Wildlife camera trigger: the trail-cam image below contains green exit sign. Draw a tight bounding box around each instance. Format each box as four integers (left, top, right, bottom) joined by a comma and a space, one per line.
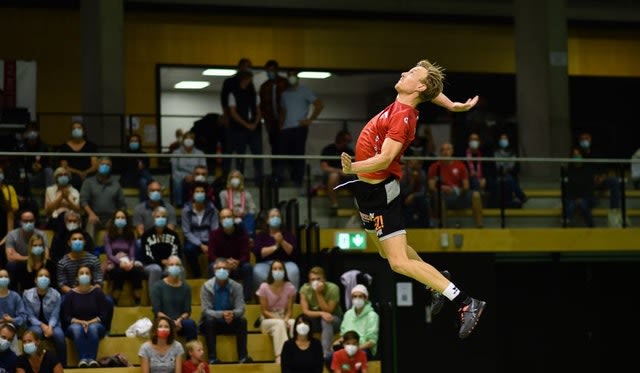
335, 231, 367, 250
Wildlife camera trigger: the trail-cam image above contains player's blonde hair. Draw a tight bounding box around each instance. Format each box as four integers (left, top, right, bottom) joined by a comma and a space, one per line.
416, 59, 445, 103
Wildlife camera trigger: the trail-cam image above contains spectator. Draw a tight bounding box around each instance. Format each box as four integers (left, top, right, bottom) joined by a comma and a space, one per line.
320, 129, 355, 210
103, 209, 144, 305
190, 112, 225, 177
259, 59, 289, 173
0, 165, 19, 264
118, 133, 153, 202
491, 133, 527, 208
44, 166, 81, 231
79, 156, 127, 239
184, 164, 220, 210
17, 123, 54, 189
218, 169, 257, 237
465, 132, 487, 193
61, 265, 111, 368
5, 210, 49, 292
399, 156, 430, 228
207, 208, 253, 302
182, 182, 219, 279
22, 267, 66, 367
133, 180, 178, 238
253, 207, 300, 291
168, 128, 185, 154
24, 233, 56, 289
139, 206, 182, 298
183, 339, 210, 373
334, 284, 379, 359
0, 269, 26, 334
564, 148, 596, 228
632, 146, 640, 189
255, 259, 296, 364
17, 321, 64, 373
278, 70, 324, 192
428, 142, 483, 228
220, 58, 253, 130
139, 315, 184, 373
330, 330, 368, 373
56, 121, 98, 191
199, 257, 253, 364
408, 124, 438, 173
0, 322, 18, 372
5, 159, 39, 221
150, 255, 197, 342
225, 70, 263, 184
299, 266, 343, 362
56, 229, 103, 295
49, 210, 95, 265
170, 131, 207, 208
280, 313, 324, 373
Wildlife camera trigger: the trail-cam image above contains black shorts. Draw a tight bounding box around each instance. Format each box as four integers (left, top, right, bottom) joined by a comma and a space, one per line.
336, 177, 406, 240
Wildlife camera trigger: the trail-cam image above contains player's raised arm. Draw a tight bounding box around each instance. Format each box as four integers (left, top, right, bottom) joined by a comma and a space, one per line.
432, 93, 479, 112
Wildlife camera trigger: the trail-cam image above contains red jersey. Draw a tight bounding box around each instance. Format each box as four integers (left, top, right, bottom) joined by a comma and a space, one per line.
355, 100, 418, 180
427, 160, 469, 188
330, 348, 368, 373
183, 359, 211, 373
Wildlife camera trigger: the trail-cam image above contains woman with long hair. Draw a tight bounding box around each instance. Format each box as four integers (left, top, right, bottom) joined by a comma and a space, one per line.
16, 329, 64, 373
138, 315, 184, 373
280, 313, 323, 373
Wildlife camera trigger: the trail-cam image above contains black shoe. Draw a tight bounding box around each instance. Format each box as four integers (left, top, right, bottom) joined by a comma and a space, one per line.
458, 297, 487, 339
239, 356, 253, 364
428, 270, 451, 316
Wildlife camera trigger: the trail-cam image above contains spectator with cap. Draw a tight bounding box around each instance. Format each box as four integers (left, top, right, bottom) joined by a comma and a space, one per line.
334, 284, 379, 359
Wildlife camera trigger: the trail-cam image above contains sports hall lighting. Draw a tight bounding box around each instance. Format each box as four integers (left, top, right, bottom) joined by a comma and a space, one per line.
174, 81, 211, 89
298, 71, 332, 79
202, 68, 237, 76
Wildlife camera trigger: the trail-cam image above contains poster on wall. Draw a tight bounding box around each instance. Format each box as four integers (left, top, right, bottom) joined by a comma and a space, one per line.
0, 59, 37, 122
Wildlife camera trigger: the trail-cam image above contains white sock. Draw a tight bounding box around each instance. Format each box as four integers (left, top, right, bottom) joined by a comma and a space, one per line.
442, 282, 461, 301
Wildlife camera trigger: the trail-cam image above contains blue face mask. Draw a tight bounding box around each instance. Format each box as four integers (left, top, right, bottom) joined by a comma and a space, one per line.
70, 239, 84, 252
269, 216, 282, 228
499, 139, 509, 148
149, 191, 162, 202
0, 337, 10, 351
167, 265, 181, 277
267, 71, 276, 80
114, 218, 127, 229
154, 217, 167, 228
272, 269, 285, 281
98, 164, 111, 175
71, 128, 83, 139
23, 342, 37, 355
221, 217, 234, 229
57, 175, 70, 186
0, 277, 9, 288
215, 268, 229, 281
579, 140, 590, 149
31, 246, 44, 256
36, 276, 50, 289
78, 274, 91, 286
129, 142, 140, 151
22, 222, 35, 232
194, 192, 206, 203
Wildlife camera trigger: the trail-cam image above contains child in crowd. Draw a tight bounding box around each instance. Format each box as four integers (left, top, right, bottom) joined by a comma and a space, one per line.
183, 340, 210, 373
330, 330, 368, 373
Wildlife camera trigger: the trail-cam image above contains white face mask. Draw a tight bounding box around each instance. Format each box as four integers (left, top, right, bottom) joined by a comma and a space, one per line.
469, 140, 480, 150
66, 222, 79, 231
230, 177, 241, 188
344, 344, 358, 357
311, 280, 320, 290
352, 298, 365, 309
194, 175, 206, 182
295, 323, 310, 336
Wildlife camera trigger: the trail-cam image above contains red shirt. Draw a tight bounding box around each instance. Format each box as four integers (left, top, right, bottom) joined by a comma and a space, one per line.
331, 349, 368, 373
428, 160, 469, 188
183, 359, 211, 373
355, 100, 418, 180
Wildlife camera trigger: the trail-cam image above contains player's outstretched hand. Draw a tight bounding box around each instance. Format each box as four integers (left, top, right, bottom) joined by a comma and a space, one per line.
341, 152, 353, 174
450, 95, 479, 112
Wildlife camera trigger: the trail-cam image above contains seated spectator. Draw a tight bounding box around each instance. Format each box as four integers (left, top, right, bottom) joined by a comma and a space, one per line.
218, 169, 257, 237
465, 132, 487, 192
5, 210, 49, 292
44, 166, 81, 231
330, 330, 368, 373
253, 207, 300, 291
564, 148, 596, 228
150, 256, 197, 342
56, 120, 98, 191
0, 164, 19, 262
118, 133, 153, 202
139, 206, 182, 299
133, 180, 178, 237
334, 284, 379, 360
299, 266, 343, 362
184, 165, 221, 210
428, 142, 483, 228
15, 124, 53, 190
199, 258, 253, 364
0, 321, 19, 372
320, 129, 355, 210
491, 133, 527, 208
208, 208, 253, 302
182, 182, 219, 279
80, 156, 127, 239
280, 313, 324, 373
49, 210, 95, 265
22, 268, 66, 367
0, 269, 26, 335
103, 209, 144, 305
17, 325, 64, 373
399, 156, 430, 228
139, 315, 184, 373
24, 233, 56, 289
183, 339, 210, 373
170, 131, 206, 208
255, 259, 297, 364
61, 265, 111, 368
407, 123, 438, 173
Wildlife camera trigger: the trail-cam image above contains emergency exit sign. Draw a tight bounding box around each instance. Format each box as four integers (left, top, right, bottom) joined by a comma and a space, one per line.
335, 231, 367, 250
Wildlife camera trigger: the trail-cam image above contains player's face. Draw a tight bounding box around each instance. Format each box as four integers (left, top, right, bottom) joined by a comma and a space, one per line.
395, 66, 427, 94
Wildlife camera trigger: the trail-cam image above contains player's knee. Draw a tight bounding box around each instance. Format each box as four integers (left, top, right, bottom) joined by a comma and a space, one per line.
387, 257, 408, 275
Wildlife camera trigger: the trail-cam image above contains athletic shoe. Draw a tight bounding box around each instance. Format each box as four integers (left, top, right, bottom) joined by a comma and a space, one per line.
88, 359, 100, 367
428, 270, 451, 316
78, 359, 89, 368
458, 297, 487, 339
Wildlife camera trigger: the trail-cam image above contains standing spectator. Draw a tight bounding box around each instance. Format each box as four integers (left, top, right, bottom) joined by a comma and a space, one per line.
564, 148, 596, 227
221, 58, 253, 130
320, 130, 355, 210
278, 70, 324, 192
334, 284, 379, 359
139, 206, 182, 298
280, 313, 324, 373
255, 259, 296, 364
190, 113, 225, 177
16, 329, 64, 373
0, 322, 18, 372
199, 258, 253, 364
399, 156, 430, 228
56, 121, 98, 191
17, 123, 54, 189
44, 166, 81, 231
24, 233, 56, 289
133, 180, 178, 237
0, 164, 19, 265
492, 132, 527, 208
330, 330, 368, 373
207, 208, 253, 302
150, 256, 197, 342
79, 156, 127, 239
182, 182, 219, 279
5, 210, 49, 292
22, 268, 66, 367
138, 315, 184, 373
56, 229, 103, 295
225, 70, 263, 184
103, 209, 144, 305
0, 269, 26, 332
170, 131, 207, 208
61, 265, 111, 368
259, 59, 289, 173
118, 133, 153, 202
218, 170, 257, 237
299, 266, 343, 362
252, 207, 300, 291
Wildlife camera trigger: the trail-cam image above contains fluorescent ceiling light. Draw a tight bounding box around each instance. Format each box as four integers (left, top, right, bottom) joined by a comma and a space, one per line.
298, 71, 332, 79
174, 81, 210, 89
202, 68, 236, 76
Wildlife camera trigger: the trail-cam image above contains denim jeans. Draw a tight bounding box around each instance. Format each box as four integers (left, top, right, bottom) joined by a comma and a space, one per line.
65, 323, 106, 360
